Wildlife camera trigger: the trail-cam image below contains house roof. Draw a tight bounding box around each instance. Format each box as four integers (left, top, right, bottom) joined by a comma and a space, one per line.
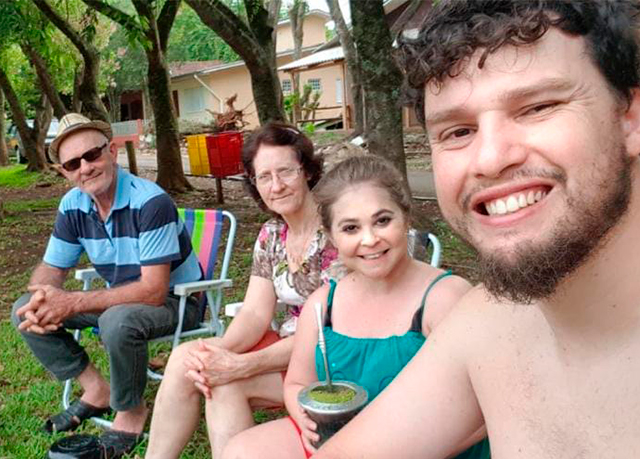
277, 9, 330, 26
278, 46, 344, 71
169, 61, 222, 78
169, 45, 322, 81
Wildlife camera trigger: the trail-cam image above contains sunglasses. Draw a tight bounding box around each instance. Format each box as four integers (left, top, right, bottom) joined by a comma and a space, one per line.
61, 142, 108, 172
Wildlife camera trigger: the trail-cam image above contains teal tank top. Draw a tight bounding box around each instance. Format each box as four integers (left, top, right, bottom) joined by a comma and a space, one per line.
314, 271, 492, 459
315, 271, 452, 400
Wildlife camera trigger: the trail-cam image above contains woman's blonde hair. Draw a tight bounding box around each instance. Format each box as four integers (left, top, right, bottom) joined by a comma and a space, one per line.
314, 155, 412, 232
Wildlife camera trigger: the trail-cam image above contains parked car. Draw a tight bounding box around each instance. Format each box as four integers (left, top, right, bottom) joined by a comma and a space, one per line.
6, 118, 59, 163
6, 123, 21, 163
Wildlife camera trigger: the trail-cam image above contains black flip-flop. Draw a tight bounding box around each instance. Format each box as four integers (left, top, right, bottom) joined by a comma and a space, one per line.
43, 399, 112, 433
99, 430, 142, 458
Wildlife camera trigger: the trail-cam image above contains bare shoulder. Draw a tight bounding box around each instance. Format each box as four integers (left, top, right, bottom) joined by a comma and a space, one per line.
432, 271, 473, 303
421, 270, 472, 333
300, 283, 332, 318
426, 283, 542, 352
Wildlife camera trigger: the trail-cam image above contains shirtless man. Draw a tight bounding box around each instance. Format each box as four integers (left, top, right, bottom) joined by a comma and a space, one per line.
315, 1, 640, 458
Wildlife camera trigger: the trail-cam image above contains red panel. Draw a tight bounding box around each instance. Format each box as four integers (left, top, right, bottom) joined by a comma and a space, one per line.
205, 132, 244, 177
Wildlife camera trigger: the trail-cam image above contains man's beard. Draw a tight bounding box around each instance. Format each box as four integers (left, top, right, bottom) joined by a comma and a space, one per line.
475, 149, 632, 304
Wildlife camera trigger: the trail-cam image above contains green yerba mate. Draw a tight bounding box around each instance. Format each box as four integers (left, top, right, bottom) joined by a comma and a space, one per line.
309, 386, 356, 404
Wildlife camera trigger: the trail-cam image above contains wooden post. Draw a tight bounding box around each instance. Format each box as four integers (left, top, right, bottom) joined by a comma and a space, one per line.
125, 141, 138, 176
215, 177, 224, 205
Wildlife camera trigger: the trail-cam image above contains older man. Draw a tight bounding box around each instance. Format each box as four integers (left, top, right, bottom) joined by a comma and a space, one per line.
316, 1, 640, 458
11, 114, 201, 457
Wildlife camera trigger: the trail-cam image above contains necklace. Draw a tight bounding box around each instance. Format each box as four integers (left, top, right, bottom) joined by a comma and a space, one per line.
286, 222, 318, 271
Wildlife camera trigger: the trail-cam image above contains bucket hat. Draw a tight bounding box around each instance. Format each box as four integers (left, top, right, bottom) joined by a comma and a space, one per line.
49, 113, 112, 163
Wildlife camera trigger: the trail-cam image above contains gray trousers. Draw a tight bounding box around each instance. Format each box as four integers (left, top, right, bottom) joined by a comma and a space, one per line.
11, 293, 200, 412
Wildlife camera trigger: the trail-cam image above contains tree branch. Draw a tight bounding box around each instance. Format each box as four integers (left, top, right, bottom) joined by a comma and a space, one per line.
267, 0, 282, 29
157, 0, 181, 51
81, 0, 143, 36
326, 0, 356, 57
33, 0, 96, 63
243, 0, 277, 44
0, 65, 33, 140
20, 42, 68, 119
186, 0, 262, 62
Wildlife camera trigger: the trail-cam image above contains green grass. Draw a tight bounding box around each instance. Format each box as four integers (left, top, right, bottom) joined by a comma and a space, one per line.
4, 198, 61, 213
0, 317, 276, 458
0, 322, 105, 458
0, 165, 52, 188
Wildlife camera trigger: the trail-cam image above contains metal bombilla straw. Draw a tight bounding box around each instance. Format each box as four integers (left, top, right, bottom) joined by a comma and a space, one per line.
314, 302, 334, 392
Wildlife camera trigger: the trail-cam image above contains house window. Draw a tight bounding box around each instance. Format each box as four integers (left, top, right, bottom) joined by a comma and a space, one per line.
282, 79, 292, 94
307, 78, 322, 92
336, 78, 343, 104
183, 87, 206, 113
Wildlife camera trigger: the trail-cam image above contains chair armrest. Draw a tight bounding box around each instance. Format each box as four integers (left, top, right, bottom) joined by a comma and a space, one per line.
173, 279, 233, 296
225, 302, 244, 317
75, 268, 100, 282
225, 300, 287, 318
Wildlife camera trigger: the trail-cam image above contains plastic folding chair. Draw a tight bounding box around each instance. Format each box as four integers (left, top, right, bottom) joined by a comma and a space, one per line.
62, 208, 237, 429
408, 228, 442, 268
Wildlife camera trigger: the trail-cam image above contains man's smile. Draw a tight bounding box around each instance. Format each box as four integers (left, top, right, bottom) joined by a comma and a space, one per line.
483, 188, 548, 216
470, 182, 555, 218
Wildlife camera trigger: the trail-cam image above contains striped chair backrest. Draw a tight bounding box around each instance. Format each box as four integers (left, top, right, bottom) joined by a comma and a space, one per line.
178, 208, 225, 280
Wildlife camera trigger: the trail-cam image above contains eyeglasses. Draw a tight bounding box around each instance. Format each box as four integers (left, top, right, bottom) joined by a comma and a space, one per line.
61, 142, 108, 172
251, 166, 303, 187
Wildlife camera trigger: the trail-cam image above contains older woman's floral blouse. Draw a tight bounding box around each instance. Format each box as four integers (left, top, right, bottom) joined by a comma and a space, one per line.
251, 218, 346, 334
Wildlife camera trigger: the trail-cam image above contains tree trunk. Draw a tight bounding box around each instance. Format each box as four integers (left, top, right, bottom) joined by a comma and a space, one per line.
21, 42, 68, 120
186, 0, 286, 125
350, 0, 406, 179
72, 67, 83, 113
248, 59, 287, 125
0, 89, 8, 166
142, 79, 152, 122
0, 66, 48, 172
146, 49, 191, 192
106, 85, 122, 122
327, 0, 364, 135
125, 140, 138, 176
78, 48, 110, 122
33, 96, 53, 163
289, 0, 305, 124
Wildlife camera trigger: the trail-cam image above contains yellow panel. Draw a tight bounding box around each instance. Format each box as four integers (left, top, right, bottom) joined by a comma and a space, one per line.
186, 135, 208, 175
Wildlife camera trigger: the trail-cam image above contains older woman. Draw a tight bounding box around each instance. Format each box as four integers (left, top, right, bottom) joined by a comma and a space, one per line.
145, 123, 346, 458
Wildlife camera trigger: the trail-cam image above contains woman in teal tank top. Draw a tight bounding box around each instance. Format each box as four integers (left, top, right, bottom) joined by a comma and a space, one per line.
221, 156, 489, 459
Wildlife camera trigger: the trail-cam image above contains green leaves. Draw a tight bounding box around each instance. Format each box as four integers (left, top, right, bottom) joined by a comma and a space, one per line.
167, 4, 239, 62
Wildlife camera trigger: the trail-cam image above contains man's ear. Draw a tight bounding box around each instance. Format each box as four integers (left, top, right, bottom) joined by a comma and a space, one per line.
108, 142, 118, 159
623, 88, 640, 158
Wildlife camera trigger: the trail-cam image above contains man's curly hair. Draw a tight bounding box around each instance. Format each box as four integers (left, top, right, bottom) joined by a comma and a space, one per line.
399, 0, 640, 117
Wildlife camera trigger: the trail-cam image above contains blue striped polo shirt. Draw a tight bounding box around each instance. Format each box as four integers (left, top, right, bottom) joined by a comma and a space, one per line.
44, 166, 202, 288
